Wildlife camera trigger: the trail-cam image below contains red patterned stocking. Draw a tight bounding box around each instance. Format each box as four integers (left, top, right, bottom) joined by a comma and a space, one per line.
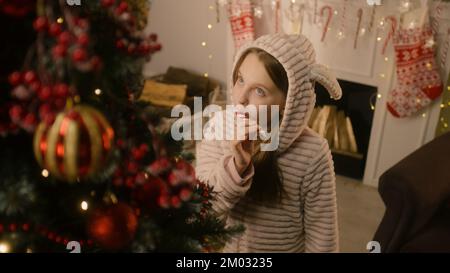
387, 24, 443, 118
228, 0, 255, 51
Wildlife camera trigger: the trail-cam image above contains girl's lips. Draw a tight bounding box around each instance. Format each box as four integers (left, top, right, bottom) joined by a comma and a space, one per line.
235, 112, 246, 117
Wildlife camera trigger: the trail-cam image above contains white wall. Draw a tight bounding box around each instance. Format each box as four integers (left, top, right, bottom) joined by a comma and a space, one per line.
143, 0, 232, 87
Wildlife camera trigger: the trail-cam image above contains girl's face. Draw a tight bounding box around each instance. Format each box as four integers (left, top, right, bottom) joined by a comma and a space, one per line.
231, 53, 286, 118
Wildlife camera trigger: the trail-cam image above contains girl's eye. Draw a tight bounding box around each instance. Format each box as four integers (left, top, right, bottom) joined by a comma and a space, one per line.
237, 76, 244, 85
255, 87, 266, 97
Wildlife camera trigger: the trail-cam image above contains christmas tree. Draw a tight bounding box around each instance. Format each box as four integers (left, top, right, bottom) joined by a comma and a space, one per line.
0, 0, 241, 253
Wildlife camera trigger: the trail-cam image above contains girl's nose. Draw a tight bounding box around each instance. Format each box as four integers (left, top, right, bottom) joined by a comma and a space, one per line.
237, 89, 249, 105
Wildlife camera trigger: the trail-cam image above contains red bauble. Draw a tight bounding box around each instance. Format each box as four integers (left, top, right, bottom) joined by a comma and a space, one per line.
0, 0, 36, 17
58, 31, 72, 45
132, 176, 167, 211
127, 44, 136, 55
29, 81, 41, 92
33, 16, 48, 32
8, 71, 22, 86
54, 83, 69, 98
72, 48, 87, 62
22, 113, 37, 131
75, 18, 89, 30
152, 44, 162, 52
168, 159, 196, 186
149, 33, 158, 42
52, 44, 67, 59
23, 71, 37, 84
38, 103, 52, 120
87, 202, 138, 251
37, 86, 52, 100
170, 196, 181, 208
115, 39, 125, 50
138, 42, 150, 54
148, 157, 172, 176
127, 161, 139, 174
77, 33, 89, 47
49, 22, 62, 36
9, 105, 23, 122
101, 0, 115, 8
179, 187, 193, 202
116, 1, 128, 14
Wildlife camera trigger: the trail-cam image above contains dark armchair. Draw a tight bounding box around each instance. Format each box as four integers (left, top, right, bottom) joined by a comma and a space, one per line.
373, 132, 450, 252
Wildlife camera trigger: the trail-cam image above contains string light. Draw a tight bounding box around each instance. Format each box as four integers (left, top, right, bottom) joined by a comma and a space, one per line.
207, 24, 212, 30
41, 169, 49, 178
384, 57, 389, 62
201, 41, 206, 47
379, 73, 385, 78
377, 37, 382, 42
204, 73, 209, 78
94, 88, 102, 95
254, 6, 263, 18
359, 28, 366, 36
377, 94, 382, 99
81, 201, 88, 211
57, 17, 64, 24
422, 113, 427, 118
0, 242, 11, 253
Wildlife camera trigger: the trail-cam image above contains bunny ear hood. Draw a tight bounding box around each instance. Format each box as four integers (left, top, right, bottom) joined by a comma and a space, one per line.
231, 34, 342, 153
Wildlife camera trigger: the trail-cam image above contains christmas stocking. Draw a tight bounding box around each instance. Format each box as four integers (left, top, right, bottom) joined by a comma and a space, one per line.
387, 24, 443, 118
228, 0, 255, 51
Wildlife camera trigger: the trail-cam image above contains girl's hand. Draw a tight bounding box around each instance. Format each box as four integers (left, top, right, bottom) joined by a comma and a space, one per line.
229, 116, 259, 176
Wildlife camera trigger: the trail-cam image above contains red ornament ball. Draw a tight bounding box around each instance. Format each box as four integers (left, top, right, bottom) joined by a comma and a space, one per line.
101, 0, 115, 8
132, 176, 167, 212
72, 48, 88, 62
33, 16, 48, 32
8, 71, 22, 86
58, 31, 72, 45
49, 22, 62, 37
87, 202, 138, 251
52, 44, 67, 59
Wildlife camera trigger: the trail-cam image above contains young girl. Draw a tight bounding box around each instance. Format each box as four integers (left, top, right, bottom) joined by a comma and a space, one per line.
195, 34, 342, 253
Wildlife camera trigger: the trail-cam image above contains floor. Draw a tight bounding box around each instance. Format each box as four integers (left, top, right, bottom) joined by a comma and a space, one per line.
335, 175, 386, 253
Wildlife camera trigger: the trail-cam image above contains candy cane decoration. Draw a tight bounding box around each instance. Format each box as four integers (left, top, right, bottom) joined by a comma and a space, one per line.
441, 28, 450, 70
381, 16, 397, 55
354, 8, 363, 49
313, 0, 318, 24
274, 0, 281, 33
338, 0, 348, 38
320, 6, 332, 42
431, 0, 442, 36
368, 6, 376, 33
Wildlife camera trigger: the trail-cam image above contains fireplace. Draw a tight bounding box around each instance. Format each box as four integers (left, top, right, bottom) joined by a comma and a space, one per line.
312, 79, 378, 180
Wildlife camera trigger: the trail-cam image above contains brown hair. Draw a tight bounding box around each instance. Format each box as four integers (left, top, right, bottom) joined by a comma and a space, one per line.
232, 48, 289, 204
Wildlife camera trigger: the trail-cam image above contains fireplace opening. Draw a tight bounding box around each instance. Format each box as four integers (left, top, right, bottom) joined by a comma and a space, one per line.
310, 79, 378, 180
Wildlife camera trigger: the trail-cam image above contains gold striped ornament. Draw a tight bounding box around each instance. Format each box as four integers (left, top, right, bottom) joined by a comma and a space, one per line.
33, 105, 114, 182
